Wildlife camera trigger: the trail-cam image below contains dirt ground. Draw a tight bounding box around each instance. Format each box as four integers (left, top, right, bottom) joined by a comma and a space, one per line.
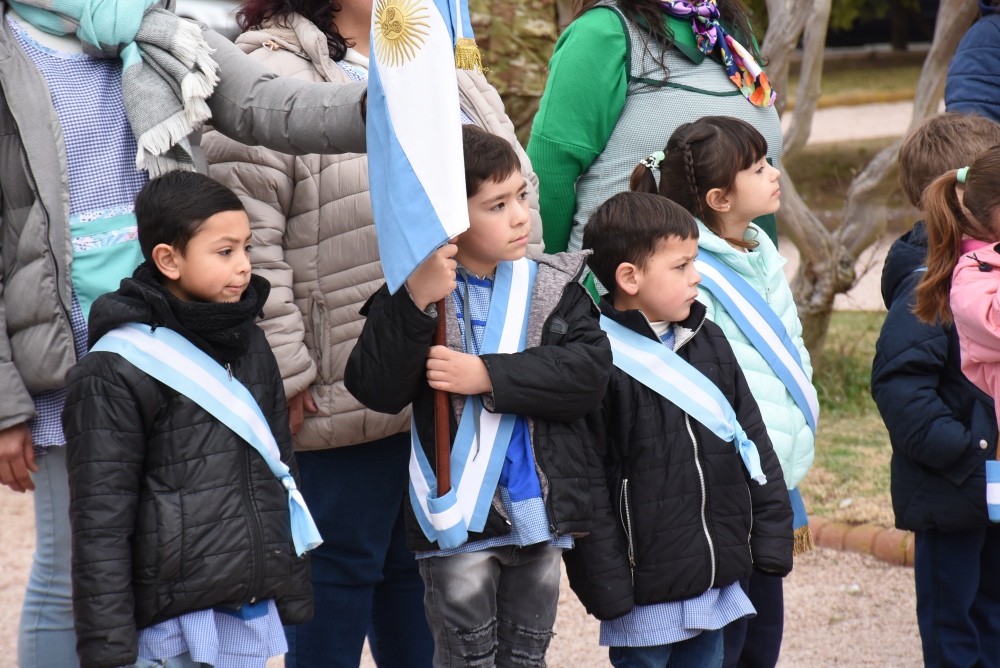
0, 488, 922, 668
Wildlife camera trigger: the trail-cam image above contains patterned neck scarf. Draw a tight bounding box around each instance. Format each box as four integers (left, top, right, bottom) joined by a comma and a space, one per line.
659, 0, 776, 108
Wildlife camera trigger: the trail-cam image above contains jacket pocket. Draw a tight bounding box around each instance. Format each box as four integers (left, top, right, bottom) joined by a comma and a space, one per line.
154, 491, 184, 583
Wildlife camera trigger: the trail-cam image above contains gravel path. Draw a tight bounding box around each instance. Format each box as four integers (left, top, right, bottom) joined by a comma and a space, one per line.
0, 488, 921, 668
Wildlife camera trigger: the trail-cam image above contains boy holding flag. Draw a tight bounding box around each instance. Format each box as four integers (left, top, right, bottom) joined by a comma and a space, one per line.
345, 126, 611, 666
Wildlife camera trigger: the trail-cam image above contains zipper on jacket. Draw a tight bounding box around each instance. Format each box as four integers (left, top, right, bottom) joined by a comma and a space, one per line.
237, 440, 266, 605
685, 414, 716, 588
745, 483, 753, 562
619, 478, 636, 576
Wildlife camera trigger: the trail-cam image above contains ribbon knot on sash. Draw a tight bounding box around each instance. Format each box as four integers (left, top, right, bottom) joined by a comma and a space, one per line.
91, 323, 323, 556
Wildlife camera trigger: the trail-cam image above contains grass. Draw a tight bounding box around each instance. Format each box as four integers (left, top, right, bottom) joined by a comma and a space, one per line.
801, 311, 894, 527
787, 61, 923, 109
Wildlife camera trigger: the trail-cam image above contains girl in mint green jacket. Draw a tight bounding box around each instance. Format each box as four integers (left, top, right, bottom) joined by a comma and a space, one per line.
632, 115, 817, 668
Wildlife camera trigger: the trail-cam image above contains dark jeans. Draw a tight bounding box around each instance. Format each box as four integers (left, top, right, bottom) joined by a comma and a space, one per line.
915, 526, 1000, 668
283, 433, 434, 668
610, 629, 724, 668
418, 543, 562, 668
722, 572, 784, 668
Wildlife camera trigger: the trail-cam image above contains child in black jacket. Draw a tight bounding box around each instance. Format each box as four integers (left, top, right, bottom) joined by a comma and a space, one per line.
61, 172, 314, 668
567, 192, 791, 668
871, 112, 1000, 667
345, 126, 611, 667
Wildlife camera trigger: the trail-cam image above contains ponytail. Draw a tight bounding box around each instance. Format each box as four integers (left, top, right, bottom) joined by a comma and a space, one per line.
915, 170, 968, 324
629, 162, 659, 194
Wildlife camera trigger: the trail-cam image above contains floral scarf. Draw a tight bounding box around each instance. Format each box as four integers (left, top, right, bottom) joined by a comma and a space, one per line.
659, 0, 776, 108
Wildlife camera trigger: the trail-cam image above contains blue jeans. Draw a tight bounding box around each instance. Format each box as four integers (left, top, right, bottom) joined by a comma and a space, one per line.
722, 572, 783, 668
915, 526, 1000, 668
17, 446, 80, 668
126, 652, 209, 667
418, 543, 562, 668
610, 629, 725, 668
283, 433, 433, 668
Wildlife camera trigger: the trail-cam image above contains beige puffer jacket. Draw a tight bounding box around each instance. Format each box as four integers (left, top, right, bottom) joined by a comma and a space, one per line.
203, 15, 545, 451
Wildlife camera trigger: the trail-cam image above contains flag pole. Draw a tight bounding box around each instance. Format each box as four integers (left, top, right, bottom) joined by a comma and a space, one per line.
434, 297, 451, 496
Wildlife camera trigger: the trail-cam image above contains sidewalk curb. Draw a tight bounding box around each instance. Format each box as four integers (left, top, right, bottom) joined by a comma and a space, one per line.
809, 517, 914, 567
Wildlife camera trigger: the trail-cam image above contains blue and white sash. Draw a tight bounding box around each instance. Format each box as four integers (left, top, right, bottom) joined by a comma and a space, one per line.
91, 323, 322, 556
409, 258, 537, 549
600, 316, 767, 484
695, 253, 819, 433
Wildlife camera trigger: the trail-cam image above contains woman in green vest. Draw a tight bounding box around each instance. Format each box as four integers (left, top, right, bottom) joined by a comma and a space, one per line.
527, 2, 793, 666
527, 0, 781, 263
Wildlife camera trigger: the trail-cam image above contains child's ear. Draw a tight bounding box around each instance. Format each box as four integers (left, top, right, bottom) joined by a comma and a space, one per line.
615, 262, 640, 297
152, 244, 182, 281
705, 187, 731, 214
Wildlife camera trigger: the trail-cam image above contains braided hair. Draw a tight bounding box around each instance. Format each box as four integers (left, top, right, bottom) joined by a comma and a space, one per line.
630, 116, 768, 250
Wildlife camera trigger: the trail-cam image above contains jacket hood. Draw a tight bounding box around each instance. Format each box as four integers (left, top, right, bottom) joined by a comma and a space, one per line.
982, 1, 997, 16
536, 250, 591, 284
236, 14, 341, 82
87, 266, 270, 348
881, 221, 928, 309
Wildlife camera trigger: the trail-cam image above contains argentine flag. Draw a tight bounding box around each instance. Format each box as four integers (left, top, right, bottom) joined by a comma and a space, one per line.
367, 0, 475, 293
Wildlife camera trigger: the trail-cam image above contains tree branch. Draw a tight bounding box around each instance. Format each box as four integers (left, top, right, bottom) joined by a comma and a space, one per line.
782, 0, 832, 160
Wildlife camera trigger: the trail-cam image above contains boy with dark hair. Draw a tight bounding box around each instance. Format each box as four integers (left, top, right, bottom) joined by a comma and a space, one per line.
61, 171, 319, 668
569, 191, 791, 667
872, 112, 1000, 667
345, 125, 611, 667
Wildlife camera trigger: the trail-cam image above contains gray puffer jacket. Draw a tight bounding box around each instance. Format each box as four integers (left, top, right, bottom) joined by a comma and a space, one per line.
0, 3, 367, 431
203, 15, 546, 451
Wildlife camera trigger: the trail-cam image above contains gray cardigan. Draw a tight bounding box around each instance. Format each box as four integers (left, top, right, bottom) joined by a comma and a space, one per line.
0, 5, 367, 429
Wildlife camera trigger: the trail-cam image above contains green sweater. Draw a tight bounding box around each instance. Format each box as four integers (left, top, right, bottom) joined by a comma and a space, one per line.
527, 8, 777, 254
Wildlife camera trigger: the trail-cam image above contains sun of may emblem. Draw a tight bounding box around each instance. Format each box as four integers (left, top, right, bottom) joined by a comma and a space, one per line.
374, 0, 430, 67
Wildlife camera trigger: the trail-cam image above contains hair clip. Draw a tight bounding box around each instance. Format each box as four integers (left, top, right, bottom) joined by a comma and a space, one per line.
957, 166, 970, 184
641, 151, 665, 172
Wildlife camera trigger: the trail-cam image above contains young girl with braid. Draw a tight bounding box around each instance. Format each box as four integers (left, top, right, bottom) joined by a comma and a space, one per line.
632, 115, 817, 667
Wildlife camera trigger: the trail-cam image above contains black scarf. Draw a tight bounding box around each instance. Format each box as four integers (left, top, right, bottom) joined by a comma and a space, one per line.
131, 262, 269, 365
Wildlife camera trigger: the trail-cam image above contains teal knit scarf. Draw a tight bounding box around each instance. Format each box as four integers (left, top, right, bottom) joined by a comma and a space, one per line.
10, 0, 219, 176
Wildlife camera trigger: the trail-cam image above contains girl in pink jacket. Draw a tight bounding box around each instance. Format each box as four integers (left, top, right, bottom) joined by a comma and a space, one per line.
916, 144, 1000, 422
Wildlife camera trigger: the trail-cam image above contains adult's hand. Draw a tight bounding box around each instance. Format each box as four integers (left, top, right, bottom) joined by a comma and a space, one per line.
0, 423, 37, 493
287, 389, 318, 435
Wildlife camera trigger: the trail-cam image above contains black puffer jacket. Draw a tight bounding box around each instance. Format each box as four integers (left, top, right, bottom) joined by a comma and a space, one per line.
564, 300, 792, 621
871, 222, 997, 532
345, 253, 612, 552
62, 272, 311, 668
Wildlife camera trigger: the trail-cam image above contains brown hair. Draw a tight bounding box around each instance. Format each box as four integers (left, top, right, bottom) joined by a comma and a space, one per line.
462, 125, 521, 198
915, 145, 1000, 324
899, 113, 1000, 209
575, 0, 757, 75
583, 191, 698, 299
630, 116, 767, 250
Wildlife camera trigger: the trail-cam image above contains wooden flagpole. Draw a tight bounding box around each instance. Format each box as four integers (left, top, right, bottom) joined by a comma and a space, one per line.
434, 297, 451, 496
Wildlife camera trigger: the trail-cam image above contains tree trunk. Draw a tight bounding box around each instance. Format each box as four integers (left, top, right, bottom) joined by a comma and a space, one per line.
890, 0, 910, 51
782, 0, 832, 160
759, 0, 976, 362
